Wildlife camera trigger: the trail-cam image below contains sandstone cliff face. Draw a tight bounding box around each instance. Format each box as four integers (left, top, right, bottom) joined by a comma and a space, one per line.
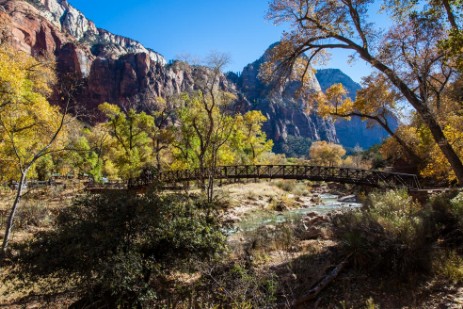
34, 0, 165, 64
0, 0, 240, 115
1, 1, 165, 106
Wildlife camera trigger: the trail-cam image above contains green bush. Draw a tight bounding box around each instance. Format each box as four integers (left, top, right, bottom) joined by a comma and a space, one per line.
332, 190, 433, 277
434, 250, 463, 284
429, 192, 463, 247
17, 191, 226, 308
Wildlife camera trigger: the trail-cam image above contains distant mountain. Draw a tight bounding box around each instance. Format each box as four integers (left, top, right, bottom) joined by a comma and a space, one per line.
1, 0, 393, 155
316, 69, 397, 150
234, 47, 338, 153
316, 69, 361, 97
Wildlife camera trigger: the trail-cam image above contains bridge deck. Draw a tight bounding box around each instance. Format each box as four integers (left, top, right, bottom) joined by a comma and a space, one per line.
128, 165, 421, 190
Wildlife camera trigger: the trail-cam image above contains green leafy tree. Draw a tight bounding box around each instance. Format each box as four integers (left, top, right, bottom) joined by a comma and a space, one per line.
17, 192, 225, 307
98, 103, 154, 179
148, 97, 175, 171
173, 53, 237, 201
174, 90, 236, 201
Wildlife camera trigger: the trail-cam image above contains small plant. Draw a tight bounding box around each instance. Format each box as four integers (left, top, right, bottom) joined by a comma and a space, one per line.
270, 194, 297, 211
365, 297, 379, 309
199, 261, 278, 308
434, 250, 463, 284
274, 180, 295, 192
291, 182, 310, 196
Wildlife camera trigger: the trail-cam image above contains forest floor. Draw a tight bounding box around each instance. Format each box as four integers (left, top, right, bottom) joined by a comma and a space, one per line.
0, 180, 462, 308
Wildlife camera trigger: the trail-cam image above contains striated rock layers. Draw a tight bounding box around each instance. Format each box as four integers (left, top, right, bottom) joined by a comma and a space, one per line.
0, 0, 234, 114
0, 0, 390, 151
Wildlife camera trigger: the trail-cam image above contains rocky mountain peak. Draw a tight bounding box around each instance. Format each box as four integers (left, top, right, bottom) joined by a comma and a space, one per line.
27, 0, 166, 64
235, 43, 338, 150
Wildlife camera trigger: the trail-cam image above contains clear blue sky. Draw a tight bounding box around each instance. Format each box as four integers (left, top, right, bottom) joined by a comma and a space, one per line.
68, 0, 374, 83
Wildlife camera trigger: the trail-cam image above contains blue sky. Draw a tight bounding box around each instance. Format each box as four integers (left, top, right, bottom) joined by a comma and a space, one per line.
69, 0, 374, 83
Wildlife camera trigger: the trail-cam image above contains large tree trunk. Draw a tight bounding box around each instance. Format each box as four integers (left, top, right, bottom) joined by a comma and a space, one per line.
362, 54, 463, 184
2, 170, 28, 256
420, 108, 463, 184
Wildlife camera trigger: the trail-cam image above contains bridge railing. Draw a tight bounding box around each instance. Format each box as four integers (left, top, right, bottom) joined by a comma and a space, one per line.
157, 165, 421, 190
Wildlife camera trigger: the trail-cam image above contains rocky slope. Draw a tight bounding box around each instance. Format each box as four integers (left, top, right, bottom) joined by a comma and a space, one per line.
0, 0, 235, 115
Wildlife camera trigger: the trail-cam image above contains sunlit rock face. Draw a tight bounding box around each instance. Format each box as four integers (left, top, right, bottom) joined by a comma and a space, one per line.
1, 0, 239, 114
35, 0, 166, 64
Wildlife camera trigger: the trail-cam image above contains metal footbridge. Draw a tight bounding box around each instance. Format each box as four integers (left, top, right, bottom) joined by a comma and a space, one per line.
127, 165, 421, 190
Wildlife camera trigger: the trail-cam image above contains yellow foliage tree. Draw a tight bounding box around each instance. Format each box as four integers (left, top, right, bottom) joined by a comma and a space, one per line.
98, 102, 154, 179
232, 110, 274, 164
0, 45, 69, 253
267, 0, 463, 183
309, 141, 346, 167
316, 75, 420, 163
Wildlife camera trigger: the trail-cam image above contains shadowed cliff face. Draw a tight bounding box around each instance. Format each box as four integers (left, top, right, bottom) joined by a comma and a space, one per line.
235, 50, 338, 148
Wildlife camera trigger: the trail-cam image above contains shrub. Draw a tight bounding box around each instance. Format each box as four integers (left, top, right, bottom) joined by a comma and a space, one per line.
270, 194, 297, 211
332, 190, 434, 277
15, 200, 51, 228
197, 261, 278, 308
434, 250, 463, 284
274, 180, 295, 192
16, 191, 226, 307
429, 192, 463, 247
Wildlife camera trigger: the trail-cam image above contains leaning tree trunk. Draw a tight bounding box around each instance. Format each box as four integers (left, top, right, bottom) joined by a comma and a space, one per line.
362, 53, 463, 185
421, 109, 463, 184
2, 169, 28, 255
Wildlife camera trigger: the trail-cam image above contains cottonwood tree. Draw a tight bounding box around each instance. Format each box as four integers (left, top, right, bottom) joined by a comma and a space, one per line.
381, 90, 463, 182
0, 46, 71, 254
174, 53, 238, 202
175, 90, 236, 202
309, 141, 346, 167
232, 110, 274, 164
267, 0, 463, 183
98, 102, 154, 180
147, 97, 175, 171
316, 75, 421, 162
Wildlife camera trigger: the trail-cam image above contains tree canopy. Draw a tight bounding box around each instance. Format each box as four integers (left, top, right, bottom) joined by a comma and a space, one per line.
267, 0, 463, 183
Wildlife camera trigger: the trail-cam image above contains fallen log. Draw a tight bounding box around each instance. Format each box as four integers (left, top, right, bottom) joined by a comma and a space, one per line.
291, 254, 351, 308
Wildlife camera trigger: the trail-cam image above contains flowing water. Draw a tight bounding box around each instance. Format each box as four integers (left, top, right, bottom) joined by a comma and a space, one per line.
229, 193, 362, 234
